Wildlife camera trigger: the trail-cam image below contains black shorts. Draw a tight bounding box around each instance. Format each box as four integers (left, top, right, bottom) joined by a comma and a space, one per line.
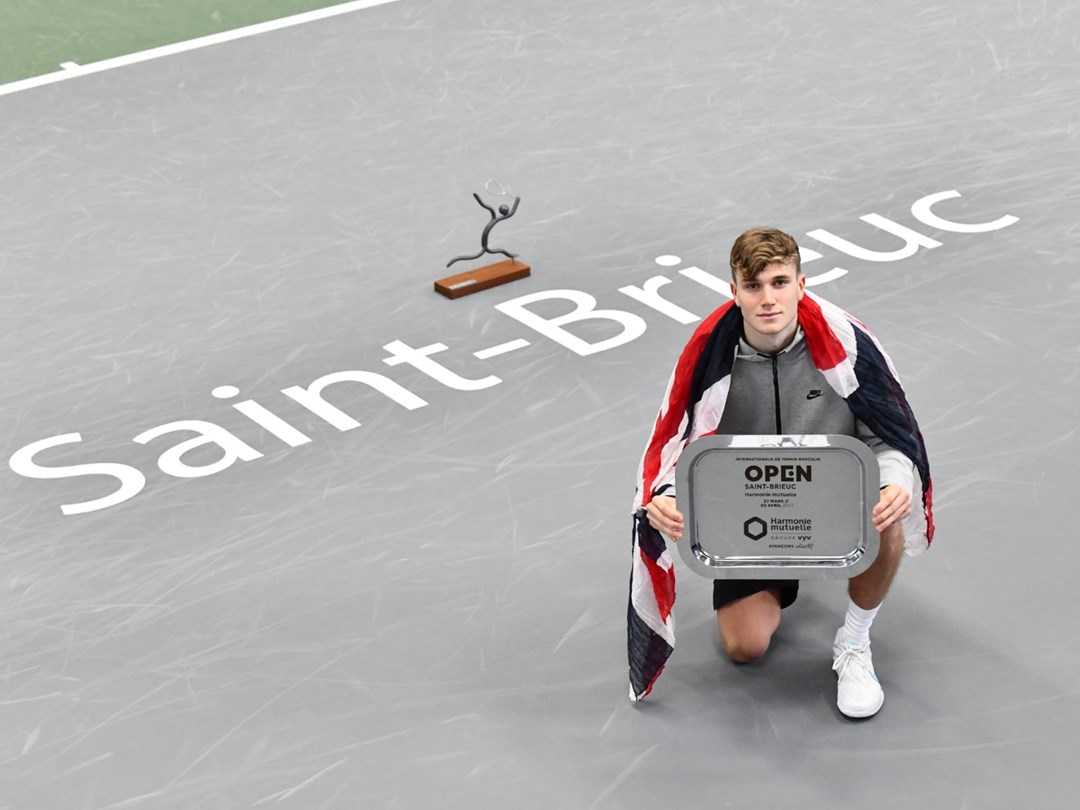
713, 579, 799, 611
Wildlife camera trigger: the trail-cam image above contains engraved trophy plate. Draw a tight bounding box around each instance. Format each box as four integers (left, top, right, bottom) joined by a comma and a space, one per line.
674, 435, 879, 579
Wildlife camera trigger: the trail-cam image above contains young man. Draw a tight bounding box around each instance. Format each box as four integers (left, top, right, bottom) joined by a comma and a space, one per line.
628, 227, 933, 718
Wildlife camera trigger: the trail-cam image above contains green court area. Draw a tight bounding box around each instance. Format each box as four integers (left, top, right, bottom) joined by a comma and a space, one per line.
0, 0, 358, 85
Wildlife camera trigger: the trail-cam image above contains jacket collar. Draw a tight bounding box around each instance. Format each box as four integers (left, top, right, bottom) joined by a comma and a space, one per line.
737, 325, 805, 360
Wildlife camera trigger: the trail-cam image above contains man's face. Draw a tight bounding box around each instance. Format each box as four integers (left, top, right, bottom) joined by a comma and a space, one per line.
729, 262, 806, 350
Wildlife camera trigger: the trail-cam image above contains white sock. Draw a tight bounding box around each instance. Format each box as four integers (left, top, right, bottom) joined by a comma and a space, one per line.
842, 599, 880, 647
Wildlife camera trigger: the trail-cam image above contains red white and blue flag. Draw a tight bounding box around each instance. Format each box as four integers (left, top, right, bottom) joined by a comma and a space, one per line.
628, 291, 934, 701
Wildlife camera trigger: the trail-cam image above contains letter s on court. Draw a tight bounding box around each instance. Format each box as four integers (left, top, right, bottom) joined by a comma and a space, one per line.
8, 433, 146, 516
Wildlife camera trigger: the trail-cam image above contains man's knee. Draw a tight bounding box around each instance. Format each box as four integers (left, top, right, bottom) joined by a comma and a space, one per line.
721, 630, 772, 663
715, 588, 782, 663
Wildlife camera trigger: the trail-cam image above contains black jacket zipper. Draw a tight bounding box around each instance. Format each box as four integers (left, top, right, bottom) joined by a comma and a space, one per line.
769, 354, 782, 433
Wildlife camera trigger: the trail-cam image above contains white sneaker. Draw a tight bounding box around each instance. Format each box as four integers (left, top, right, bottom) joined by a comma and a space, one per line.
832, 628, 884, 718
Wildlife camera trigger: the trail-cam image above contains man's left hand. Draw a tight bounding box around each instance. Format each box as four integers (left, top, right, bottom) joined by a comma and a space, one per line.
873, 484, 912, 533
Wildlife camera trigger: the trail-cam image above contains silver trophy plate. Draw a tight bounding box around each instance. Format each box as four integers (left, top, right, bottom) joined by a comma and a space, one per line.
674, 434, 879, 580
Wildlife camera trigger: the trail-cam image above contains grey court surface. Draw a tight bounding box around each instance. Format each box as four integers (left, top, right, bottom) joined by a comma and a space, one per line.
2, 1, 1079, 808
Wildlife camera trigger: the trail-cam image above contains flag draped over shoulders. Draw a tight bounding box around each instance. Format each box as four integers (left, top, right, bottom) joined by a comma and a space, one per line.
627, 291, 934, 702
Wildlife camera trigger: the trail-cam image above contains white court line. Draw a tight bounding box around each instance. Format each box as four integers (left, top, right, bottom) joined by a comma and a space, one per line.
0, 0, 400, 98
474, 339, 530, 360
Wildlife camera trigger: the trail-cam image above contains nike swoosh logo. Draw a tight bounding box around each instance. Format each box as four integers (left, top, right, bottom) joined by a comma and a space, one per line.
807, 390, 823, 400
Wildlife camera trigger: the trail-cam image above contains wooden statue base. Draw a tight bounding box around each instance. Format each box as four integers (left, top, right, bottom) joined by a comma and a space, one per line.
434, 258, 530, 299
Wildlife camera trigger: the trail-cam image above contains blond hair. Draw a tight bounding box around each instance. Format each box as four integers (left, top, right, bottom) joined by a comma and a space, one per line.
729, 227, 801, 282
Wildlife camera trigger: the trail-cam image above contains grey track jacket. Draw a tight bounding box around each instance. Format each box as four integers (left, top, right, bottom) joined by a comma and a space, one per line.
669, 327, 916, 497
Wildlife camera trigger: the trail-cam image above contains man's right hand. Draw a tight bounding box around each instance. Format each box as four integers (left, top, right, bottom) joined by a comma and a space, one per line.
645, 495, 684, 542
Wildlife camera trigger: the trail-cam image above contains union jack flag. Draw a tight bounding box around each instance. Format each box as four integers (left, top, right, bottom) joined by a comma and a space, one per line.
628, 291, 933, 701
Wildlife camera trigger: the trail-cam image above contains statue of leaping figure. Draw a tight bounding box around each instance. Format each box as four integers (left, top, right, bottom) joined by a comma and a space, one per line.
446, 192, 521, 268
